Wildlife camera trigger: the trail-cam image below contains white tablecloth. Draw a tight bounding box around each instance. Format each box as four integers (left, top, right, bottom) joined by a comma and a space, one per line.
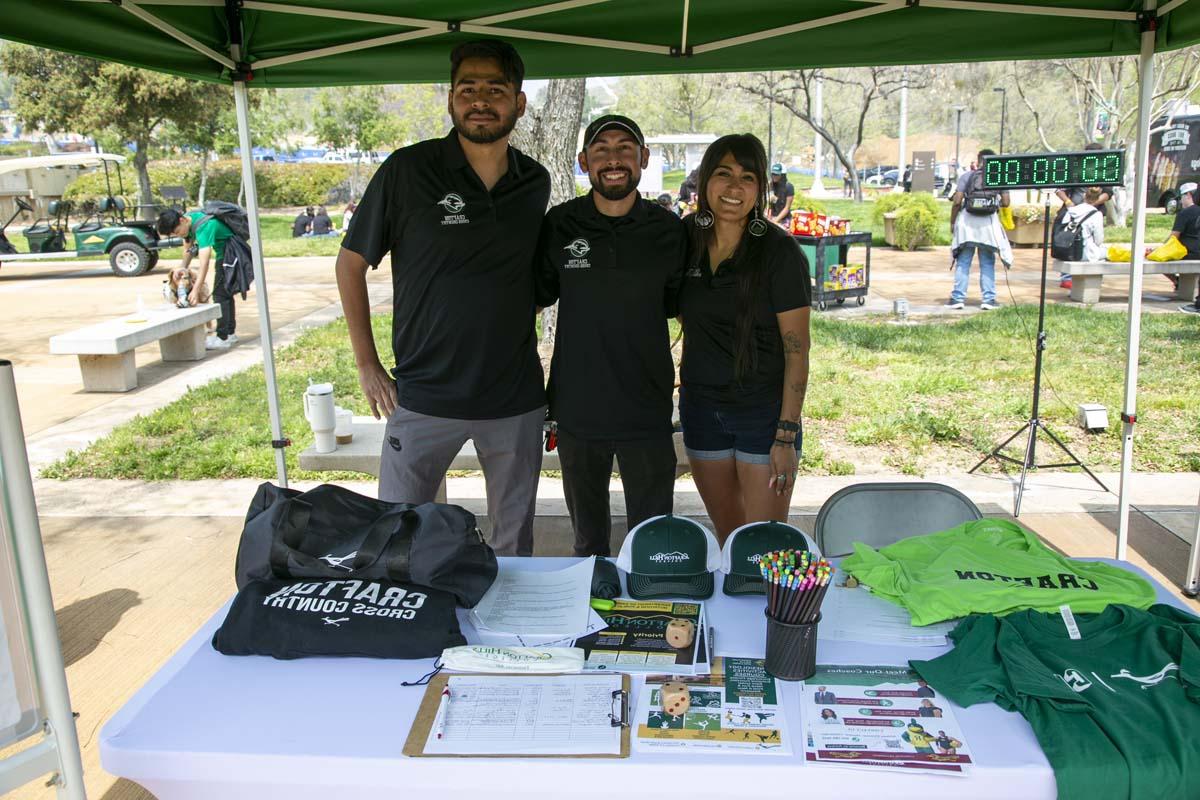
99, 558, 1185, 799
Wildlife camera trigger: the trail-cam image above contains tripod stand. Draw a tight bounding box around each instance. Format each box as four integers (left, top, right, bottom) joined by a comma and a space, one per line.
968, 197, 1107, 515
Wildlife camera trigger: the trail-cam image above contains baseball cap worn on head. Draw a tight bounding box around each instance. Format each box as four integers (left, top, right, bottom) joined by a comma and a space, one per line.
720, 521, 818, 595
584, 114, 645, 149
616, 515, 720, 599
1181, 182, 1198, 195
771, 163, 785, 175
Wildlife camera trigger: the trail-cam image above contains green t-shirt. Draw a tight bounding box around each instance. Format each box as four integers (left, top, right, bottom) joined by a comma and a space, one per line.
912, 604, 1200, 800
840, 519, 1155, 625
188, 210, 233, 262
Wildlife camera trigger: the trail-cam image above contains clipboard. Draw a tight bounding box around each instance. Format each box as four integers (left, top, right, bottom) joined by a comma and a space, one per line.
403, 672, 631, 758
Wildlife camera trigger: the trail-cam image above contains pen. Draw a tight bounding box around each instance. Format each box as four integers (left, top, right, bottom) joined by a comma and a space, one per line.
434, 686, 452, 740
709, 625, 716, 659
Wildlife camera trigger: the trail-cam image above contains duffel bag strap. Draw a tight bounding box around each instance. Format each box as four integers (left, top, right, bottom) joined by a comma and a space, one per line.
351, 508, 418, 578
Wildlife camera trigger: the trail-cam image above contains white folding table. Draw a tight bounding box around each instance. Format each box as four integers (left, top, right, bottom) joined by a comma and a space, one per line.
99, 558, 1186, 799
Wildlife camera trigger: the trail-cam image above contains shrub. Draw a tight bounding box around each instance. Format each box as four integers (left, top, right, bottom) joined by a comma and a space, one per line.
872, 192, 908, 223
63, 158, 358, 208
894, 205, 938, 250
791, 193, 826, 214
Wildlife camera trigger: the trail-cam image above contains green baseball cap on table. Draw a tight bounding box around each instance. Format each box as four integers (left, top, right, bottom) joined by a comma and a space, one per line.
616, 515, 721, 599
721, 521, 818, 595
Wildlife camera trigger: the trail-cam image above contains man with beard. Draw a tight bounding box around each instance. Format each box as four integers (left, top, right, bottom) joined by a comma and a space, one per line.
336, 40, 550, 556
535, 115, 686, 557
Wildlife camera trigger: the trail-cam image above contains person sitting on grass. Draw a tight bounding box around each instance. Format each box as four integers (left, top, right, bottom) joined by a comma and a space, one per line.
292, 206, 313, 238
310, 205, 335, 237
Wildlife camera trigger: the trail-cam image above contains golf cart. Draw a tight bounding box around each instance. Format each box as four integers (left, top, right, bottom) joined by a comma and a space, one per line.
0, 153, 183, 276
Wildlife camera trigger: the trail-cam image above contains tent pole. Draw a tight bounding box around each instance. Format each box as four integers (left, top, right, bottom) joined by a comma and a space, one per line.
1185, 486, 1200, 596
1116, 0, 1157, 562
233, 81, 289, 488
0, 361, 87, 799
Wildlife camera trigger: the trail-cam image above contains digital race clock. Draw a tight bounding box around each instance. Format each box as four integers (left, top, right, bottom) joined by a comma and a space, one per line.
980, 150, 1125, 190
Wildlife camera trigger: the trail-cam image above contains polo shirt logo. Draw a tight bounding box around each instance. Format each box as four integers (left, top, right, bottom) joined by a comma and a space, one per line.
685, 266, 703, 278
437, 192, 469, 225
563, 238, 592, 269
649, 551, 689, 563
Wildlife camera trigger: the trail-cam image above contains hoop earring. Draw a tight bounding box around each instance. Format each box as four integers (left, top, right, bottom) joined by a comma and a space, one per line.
695, 209, 714, 229
748, 207, 769, 237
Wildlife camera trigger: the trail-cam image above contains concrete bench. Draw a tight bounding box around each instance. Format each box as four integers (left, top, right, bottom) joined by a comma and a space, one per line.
49, 303, 222, 392
299, 419, 689, 502
1057, 259, 1200, 304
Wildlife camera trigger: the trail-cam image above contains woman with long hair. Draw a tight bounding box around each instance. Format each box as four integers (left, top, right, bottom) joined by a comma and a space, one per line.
678, 134, 811, 542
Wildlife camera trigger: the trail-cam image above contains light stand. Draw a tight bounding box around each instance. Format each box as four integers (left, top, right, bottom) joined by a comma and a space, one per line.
969, 197, 1107, 515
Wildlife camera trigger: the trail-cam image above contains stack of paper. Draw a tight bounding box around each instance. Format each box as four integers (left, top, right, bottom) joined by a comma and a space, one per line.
635, 657, 792, 756
801, 664, 974, 775
468, 558, 605, 647
819, 584, 956, 647
575, 600, 707, 675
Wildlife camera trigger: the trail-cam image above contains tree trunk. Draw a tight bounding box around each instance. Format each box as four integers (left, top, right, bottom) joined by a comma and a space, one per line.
511, 78, 587, 350
198, 152, 209, 206
134, 137, 153, 216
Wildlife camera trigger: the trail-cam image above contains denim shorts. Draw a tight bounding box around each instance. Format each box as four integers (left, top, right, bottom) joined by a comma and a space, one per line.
678, 386, 802, 465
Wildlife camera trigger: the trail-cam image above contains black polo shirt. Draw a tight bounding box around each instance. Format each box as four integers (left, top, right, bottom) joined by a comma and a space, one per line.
679, 218, 811, 406
770, 178, 795, 219
342, 131, 550, 420
535, 193, 686, 440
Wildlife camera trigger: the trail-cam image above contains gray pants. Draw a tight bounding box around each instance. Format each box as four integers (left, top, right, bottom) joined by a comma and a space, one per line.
379, 404, 545, 556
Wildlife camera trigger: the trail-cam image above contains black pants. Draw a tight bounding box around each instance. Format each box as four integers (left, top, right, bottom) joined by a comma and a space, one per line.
557, 428, 676, 557
213, 262, 236, 339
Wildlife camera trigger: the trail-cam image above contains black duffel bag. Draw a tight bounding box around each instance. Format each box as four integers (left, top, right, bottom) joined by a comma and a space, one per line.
235, 483, 497, 608
213, 577, 466, 660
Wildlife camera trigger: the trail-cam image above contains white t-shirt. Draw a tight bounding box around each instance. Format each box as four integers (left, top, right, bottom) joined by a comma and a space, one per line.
1066, 203, 1105, 262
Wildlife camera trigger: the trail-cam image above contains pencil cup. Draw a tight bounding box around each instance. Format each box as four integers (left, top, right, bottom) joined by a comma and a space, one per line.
763, 610, 820, 681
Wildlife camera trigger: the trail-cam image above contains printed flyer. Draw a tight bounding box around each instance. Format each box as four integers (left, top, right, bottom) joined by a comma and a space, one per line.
634, 657, 792, 755
574, 600, 705, 674
803, 664, 973, 774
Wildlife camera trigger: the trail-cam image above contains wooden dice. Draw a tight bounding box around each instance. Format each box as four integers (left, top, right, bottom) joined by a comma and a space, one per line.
661, 681, 691, 717
665, 618, 696, 649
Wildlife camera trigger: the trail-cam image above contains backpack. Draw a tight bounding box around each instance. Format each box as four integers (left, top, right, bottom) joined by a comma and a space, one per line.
198, 200, 250, 240
221, 234, 254, 300
963, 171, 1002, 216
1051, 208, 1100, 262
196, 201, 255, 298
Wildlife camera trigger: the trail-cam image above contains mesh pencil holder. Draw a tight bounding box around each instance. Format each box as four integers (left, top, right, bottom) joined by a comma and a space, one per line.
763, 609, 821, 682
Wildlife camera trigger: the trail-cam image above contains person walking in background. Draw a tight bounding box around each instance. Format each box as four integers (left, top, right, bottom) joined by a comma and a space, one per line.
292, 206, 313, 238
1054, 142, 1111, 289
768, 163, 794, 227
535, 115, 686, 557
678, 134, 811, 542
342, 201, 357, 233
335, 39, 550, 556
947, 148, 1012, 311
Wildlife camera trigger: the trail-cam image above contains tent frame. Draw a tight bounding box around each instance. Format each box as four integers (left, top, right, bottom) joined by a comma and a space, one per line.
90, 0, 1200, 596
0, 0, 1158, 555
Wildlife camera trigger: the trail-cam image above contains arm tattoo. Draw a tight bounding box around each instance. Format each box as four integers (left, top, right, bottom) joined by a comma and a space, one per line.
782, 330, 807, 354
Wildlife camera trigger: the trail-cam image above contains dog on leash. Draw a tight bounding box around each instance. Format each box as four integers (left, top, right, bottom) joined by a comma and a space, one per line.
167, 266, 214, 330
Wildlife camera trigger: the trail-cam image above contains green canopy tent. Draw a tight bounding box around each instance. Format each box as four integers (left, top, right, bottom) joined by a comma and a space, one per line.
0, 6, 1198, 791
0, 0, 1195, 559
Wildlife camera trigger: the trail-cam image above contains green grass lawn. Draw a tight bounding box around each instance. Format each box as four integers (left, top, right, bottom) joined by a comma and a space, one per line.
42, 307, 1200, 481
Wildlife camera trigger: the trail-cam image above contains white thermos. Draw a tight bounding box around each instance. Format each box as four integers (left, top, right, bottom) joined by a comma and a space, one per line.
303, 380, 337, 453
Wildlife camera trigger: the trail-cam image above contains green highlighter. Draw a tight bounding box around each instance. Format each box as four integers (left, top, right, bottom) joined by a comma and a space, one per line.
590, 598, 616, 612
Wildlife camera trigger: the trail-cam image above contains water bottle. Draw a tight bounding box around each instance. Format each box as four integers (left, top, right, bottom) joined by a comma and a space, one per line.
177, 282, 189, 308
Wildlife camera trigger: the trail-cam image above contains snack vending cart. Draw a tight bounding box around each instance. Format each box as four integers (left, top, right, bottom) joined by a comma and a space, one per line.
790, 210, 871, 311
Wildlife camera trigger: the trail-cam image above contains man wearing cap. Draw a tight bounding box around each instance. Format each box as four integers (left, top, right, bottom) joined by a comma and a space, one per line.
768, 164, 795, 228
336, 39, 550, 556
535, 115, 686, 557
